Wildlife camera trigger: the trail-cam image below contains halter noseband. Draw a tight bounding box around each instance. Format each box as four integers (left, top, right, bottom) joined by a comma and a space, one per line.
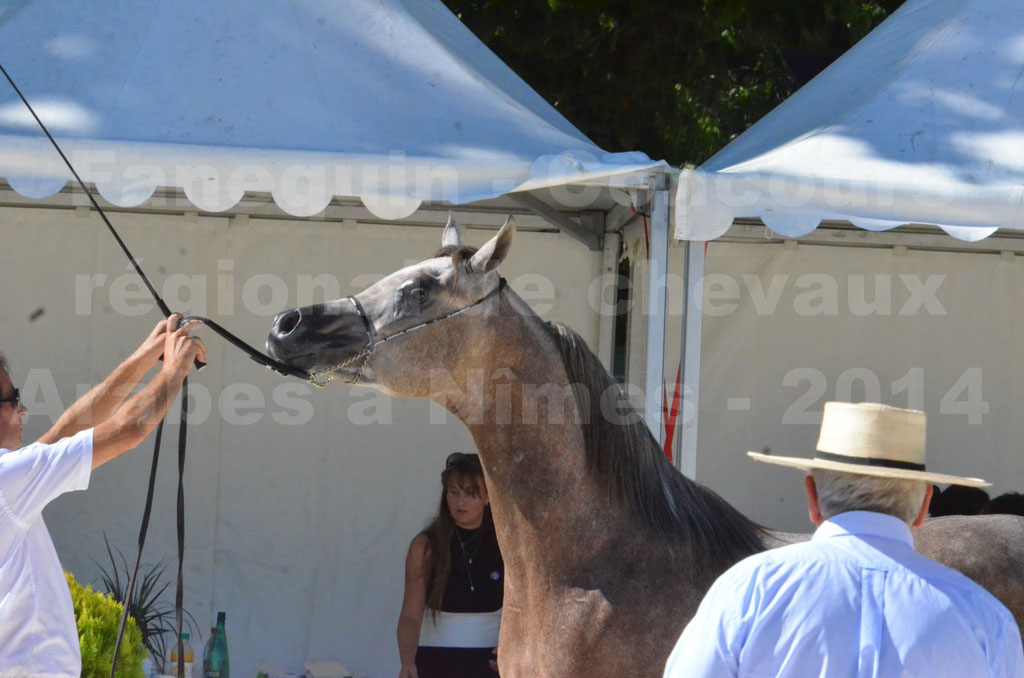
308, 277, 508, 387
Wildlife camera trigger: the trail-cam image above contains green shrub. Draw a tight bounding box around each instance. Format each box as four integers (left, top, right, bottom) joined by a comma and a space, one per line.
66, 570, 146, 678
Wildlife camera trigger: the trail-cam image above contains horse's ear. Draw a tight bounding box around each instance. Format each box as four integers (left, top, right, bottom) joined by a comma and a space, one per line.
442, 212, 462, 249
468, 215, 515, 274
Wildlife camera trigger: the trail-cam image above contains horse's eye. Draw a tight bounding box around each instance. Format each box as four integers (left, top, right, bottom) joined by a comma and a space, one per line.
410, 288, 427, 304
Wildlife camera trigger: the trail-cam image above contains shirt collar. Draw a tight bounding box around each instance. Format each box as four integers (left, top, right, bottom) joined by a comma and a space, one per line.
812, 510, 914, 549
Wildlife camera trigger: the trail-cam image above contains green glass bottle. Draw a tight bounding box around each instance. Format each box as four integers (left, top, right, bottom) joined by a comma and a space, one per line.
204, 611, 229, 678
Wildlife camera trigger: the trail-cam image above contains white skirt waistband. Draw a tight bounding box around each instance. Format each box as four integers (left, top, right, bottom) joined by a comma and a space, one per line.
419, 609, 502, 648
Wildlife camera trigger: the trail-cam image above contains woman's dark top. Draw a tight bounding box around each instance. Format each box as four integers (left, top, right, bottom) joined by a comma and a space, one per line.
438, 525, 503, 612
417, 525, 504, 678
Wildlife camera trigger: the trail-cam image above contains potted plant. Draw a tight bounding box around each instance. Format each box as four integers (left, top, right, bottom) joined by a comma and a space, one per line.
66, 570, 146, 678
96, 534, 199, 672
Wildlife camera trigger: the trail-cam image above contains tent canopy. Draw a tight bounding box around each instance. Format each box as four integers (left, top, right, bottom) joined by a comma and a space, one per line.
675, 0, 1024, 243
0, 0, 660, 220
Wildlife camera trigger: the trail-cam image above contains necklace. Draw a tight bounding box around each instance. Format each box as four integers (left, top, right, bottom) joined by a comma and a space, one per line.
455, 527, 484, 593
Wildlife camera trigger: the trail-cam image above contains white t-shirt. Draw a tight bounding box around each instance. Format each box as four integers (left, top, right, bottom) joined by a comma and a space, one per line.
0, 429, 93, 678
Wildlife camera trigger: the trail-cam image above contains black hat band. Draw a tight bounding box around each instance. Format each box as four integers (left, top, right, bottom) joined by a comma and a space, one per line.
815, 451, 926, 472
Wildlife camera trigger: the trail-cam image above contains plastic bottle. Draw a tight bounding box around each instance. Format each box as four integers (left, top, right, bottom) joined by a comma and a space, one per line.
204, 612, 229, 678
201, 627, 215, 677
170, 633, 194, 677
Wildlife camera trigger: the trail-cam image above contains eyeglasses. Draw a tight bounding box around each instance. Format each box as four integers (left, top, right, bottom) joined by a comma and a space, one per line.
0, 387, 20, 409
446, 452, 479, 468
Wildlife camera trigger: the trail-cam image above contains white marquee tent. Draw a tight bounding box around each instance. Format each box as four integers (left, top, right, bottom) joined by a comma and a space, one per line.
0, 1, 673, 676
668, 0, 1024, 527
0, 0, 663, 221
676, 0, 1024, 243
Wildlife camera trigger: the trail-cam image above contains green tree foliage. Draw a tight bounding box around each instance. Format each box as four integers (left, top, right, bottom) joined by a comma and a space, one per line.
66, 570, 146, 678
443, 0, 903, 165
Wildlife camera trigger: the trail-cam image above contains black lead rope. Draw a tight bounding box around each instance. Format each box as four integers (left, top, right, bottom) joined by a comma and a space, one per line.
0, 61, 310, 677
182, 316, 310, 380
109, 420, 164, 670
174, 378, 188, 675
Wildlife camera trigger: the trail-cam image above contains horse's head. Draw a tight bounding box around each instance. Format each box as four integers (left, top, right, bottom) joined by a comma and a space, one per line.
267, 214, 515, 396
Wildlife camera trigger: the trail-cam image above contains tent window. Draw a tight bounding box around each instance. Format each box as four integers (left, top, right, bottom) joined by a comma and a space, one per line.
611, 255, 632, 384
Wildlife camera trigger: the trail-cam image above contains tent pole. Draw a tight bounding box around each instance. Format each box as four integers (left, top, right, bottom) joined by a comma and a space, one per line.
643, 173, 671, 443
675, 239, 704, 478
596, 230, 621, 369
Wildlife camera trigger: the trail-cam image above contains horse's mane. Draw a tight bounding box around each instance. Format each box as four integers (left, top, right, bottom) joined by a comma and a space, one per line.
546, 322, 766, 570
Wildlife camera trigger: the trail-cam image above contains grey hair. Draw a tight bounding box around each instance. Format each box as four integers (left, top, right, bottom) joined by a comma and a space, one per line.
0, 351, 6, 375
811, 469, 928, 524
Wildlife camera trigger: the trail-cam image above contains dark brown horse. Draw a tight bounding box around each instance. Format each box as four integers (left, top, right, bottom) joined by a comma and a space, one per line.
266, 215, 1024, 677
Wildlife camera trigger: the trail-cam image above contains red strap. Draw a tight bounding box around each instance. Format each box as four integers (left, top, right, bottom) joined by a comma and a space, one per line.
662, 364, 683, 462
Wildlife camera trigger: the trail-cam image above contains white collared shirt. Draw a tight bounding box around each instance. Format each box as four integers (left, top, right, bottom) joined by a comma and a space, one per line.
0, 429, 93, 678
664, 511, 1024, 678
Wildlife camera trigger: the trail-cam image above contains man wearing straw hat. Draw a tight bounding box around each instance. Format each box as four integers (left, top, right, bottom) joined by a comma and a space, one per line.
663, 401, 1024, 678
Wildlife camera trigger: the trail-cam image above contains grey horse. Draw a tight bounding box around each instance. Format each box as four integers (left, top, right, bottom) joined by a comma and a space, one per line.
267, 215, 1024, 677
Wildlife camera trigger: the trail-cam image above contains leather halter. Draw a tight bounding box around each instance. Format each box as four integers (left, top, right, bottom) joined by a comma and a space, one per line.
309, 277, 508, 387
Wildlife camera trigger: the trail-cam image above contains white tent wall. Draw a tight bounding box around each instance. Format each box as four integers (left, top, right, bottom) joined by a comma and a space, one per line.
694, 233, 1024, 532
0, 201, 602, 677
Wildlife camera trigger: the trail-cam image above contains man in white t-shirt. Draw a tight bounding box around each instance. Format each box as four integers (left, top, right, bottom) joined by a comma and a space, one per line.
0, 314, 206, 677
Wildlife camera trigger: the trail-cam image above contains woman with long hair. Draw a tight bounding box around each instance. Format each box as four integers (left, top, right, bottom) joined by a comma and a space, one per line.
397, 452, 503, 678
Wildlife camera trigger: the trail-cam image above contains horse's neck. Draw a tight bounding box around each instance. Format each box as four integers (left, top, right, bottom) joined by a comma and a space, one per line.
454, 291, 586, 494
438, 292, 635, 571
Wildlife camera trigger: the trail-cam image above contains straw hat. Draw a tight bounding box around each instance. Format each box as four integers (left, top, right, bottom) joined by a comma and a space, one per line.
747, 401, 990, 487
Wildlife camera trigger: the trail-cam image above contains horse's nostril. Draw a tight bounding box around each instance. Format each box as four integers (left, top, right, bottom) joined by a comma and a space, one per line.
275, 309, 301, 337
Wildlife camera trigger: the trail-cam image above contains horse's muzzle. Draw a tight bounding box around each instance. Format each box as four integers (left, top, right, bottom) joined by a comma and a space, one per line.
266, 298, 368, 370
